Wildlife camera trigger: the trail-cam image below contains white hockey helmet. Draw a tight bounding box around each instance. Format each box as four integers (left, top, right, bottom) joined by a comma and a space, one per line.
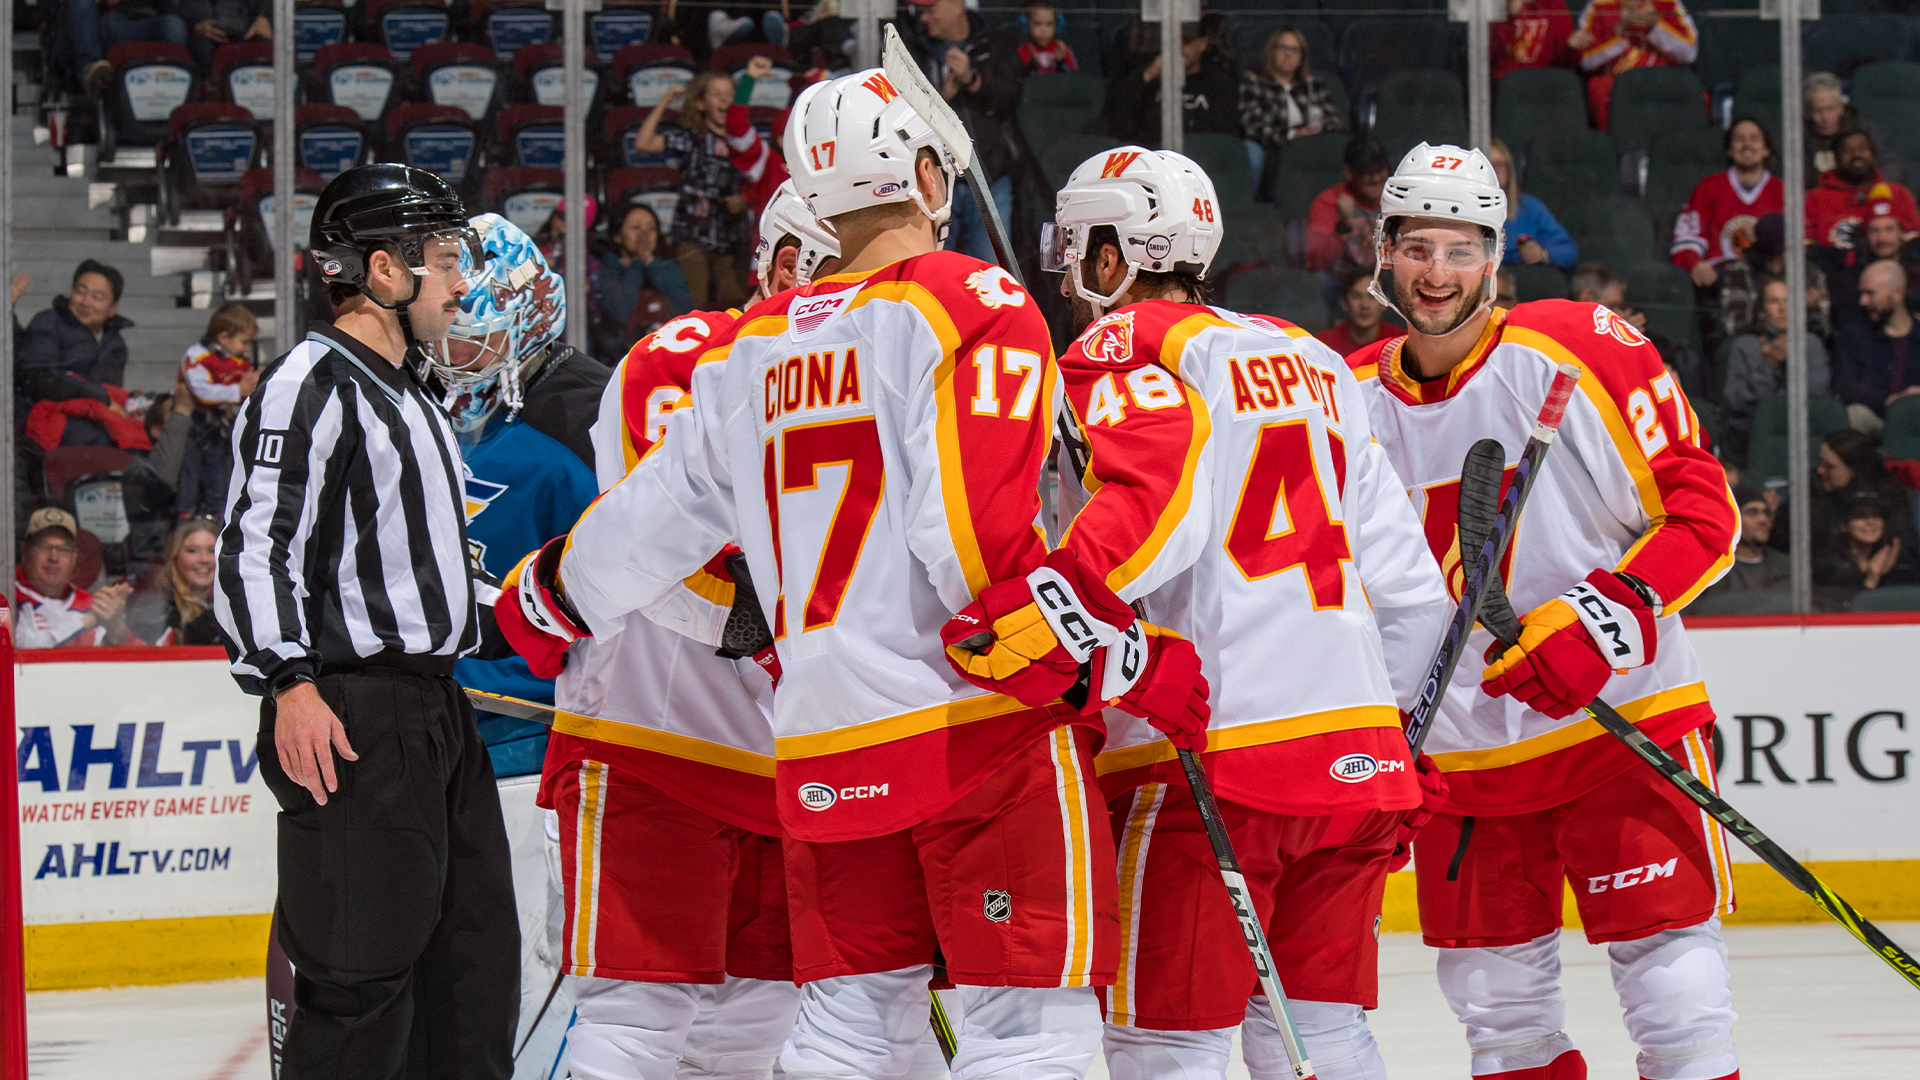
1043, 145, 1223, 314
1370, 142, 1508, 332
754, 179, 841, 288
782, 69, 957, 231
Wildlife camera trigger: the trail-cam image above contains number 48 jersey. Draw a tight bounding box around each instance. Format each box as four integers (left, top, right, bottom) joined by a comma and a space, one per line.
1054, 299, 1450, 816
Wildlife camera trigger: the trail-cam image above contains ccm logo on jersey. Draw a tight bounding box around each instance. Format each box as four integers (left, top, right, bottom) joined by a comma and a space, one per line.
967, 267, 1028, 309
1328, 754, 1407, 783
797, 782, 891, 811
791, 287, 859, 338
1560, 580, 1648, 668
1077, 310, 1135, 363
1588, 857, 1678, 894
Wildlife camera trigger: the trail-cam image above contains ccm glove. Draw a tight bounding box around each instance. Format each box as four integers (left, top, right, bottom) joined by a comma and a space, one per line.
1481, 569, 1657, 719
1090, 621, 1211, 751
1387, 752, 1449, 873
942, 549, 1138, 707
494, 536, 588, 678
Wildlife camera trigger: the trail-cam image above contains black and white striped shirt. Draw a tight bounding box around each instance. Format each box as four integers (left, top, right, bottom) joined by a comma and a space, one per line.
215, 325, 478, 696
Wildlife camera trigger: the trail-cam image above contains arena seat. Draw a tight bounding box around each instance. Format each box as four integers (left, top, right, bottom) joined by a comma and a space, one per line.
1494, 67, 1585, 153
1232, 18, 1335, 78
1879, 394, 1920, 463
497, 104, 564, 169
1803, 15, 1908, 76
1184, 132, 1255, 207
1511, 264, 1568, 303
159, 103, 258, 223
710, 44, 795, 108
100, 41, 198, 158
471, 0, 554, 63
482, 166, 565, 234
210, 41, 275, 120
514, 42, 604, 109
293, 103, 370, 181
1848, 585, 1920, 612
1270, 131, 1345, 224
1618, 260, 1696, 348
1522, 128, 1618, 217
1643, 128, 1724, 210
1729, 66, 1781, 148
227, 168, 327, 295
1226, 266, 1328, 331
362, 0, 450, 62
1607, 67, 1710, 155
602, 105, 670, 167
1686, 590, 1793, 615
1341, 19, 1454, 92
385, 104, 484, 192
590, 2, 659, 65
606, 165, 681, 235
1851, 62, 1920, 182
311, 43, 403, 123
615, 43, 696, 108
1018, 73, 1105, 142
1746, 395, 1851, 485
1562, 199, 1656, 270
43, 447, 133, 511
412, 41, 505, 122
1367, 69, 1466, 161
293, 0, 349, 63
1037, 133, 1122, 192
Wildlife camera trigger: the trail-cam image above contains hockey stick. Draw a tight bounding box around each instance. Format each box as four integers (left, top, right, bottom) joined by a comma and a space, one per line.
1177, 748, 1316, 1079
881, 23, 1025, 287
1403, 361, 1582, 756
1457, 450, 1920, 993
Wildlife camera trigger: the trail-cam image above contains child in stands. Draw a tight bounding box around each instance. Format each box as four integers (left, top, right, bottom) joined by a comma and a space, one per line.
175, 302, 258, 517
1017, 0, 1077, 74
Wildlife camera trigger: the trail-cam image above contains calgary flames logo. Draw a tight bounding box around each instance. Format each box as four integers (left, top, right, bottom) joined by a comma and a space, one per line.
965, 267, 1028, 309
1420, 468, 1520, 604
1592, 304, 1649, 348
1077, 310, 1134, 364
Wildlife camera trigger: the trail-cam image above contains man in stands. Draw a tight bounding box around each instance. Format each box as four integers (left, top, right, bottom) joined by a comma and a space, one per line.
14, 507, 137, 649
1806, 130, 1920, 252
1670, 117, 1782, 290
16, 260, 133, 446
1317, 265, 1395, 356
1834, 259, 1919, 422
67, 0, 189, 92
1570, 261, 1646, 329
1492, 0, 1575, 81
1568, 0, 1697, 129
1698, 485, 1789, 602
1305, 137, 1391, 310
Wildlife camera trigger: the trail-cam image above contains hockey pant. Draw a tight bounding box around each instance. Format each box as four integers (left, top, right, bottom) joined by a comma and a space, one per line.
1436, 921, 1738, 1080
1104, 998, 1386, 1080
568, 974, 801, 1080
780, 964, 1104, 1080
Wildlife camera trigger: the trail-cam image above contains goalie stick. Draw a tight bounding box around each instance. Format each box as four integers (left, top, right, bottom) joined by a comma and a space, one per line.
880, 23, 1025, 287
1454, 443, 1920, 993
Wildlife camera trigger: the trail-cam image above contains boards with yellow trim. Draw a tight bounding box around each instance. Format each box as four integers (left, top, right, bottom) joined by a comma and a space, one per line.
1344, 299, 1739, 816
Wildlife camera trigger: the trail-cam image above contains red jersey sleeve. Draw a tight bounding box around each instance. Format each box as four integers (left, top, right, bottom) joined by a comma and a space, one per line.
613, 311, 740, 470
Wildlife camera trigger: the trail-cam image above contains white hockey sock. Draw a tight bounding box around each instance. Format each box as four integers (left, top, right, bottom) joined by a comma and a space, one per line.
780, 966, 933, 1080
1101, 1022, 1232, 1080
1241, 998, 1387, 1080
677, 976, 803, 1080
1609, 918, 1738, 1080
949, 985, 1103, 1080
1436, 931, 1581, 1075
568, 977, 702, 1080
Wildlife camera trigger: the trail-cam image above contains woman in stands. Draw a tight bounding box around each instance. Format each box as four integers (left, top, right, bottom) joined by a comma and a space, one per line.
127, 517, 230, 648
632, 72, 751, 310
596, 202, 693, 358
1238, 26, 1343, 188
1487, 137, 1578, 268
1813, 492, 1920, 604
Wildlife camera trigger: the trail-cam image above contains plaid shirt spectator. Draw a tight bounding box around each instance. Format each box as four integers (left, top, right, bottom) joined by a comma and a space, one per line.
1239, 70, 1342, 148
657, 124, 746, 255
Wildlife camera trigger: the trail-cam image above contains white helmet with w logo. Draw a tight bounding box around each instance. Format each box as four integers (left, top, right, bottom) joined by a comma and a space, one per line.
1045, 145, 1222, 313
783, 68, 958, 229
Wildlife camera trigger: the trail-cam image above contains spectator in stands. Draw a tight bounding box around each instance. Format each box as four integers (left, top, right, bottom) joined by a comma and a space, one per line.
1805, 72, 1862, 178
1833, 259, 1918, 425
68, 0, 190, 92
597, 202, 693, 358
1488, 138, 1577, 268
1239, 26, 1343, 186
896, 0, 1024, 264
122, 376, 196, 581
1570, 261, 1645, 328
725, 55, 791, 221
1806, 130, 1920, 252
1107, 16, 1240, 149
1493, 0, 1575, 81
175, 302, 257, 518
1722, 275, 1830, 464
1698, 484, 1789, 601
536, 197, 606, 339
1814, 491, 1918, 598
1315, 267, 1394, 357
14, 507, 136, 648
1670, 117, 1782, 289
1716, 211, 1830, 341
127, 517, 229, 647
1016, 0, 1077, 75
181, 0, 268, 74
1796, 428, 1920, 561
15, 260, 131, 447
1817, 213, 1917, 329
1304, 137, 1390, 310
634, 77, 752, 310
1567, 0, 1697, 131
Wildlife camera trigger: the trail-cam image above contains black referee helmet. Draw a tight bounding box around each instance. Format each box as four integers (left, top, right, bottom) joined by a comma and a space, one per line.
310, 163, 480, 349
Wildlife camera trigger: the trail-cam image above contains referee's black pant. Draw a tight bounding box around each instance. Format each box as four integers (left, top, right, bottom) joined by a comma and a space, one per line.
260, 667, 520, 1080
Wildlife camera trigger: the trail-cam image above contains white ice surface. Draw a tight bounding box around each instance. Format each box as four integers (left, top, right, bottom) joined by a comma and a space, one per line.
27, 922, 1920, 1079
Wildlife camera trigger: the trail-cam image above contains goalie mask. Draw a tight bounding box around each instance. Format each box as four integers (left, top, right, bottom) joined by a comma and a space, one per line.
427, 213, 566, 433
1369, 142, 1506, 337
783, 69, 958, 237
1042, 146, 1222, 316
755, 179, 842, 289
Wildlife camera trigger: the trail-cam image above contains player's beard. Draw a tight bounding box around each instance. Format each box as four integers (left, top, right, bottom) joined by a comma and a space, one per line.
1066, 262, 1105, 332
1393, 269, 1488, 338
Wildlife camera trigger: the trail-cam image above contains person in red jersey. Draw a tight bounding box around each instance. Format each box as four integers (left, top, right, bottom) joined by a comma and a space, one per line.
497, 68, 1148, 1079
1008, 143, 1451, 1080
1346, 142, 1742, 1080
1669, 117, 1782, 288
1569, 0, 1697, 130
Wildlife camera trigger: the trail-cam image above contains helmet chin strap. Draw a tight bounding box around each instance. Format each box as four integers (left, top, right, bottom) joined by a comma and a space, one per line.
361, 266, 429, 377
1368, 261, 1496, 343
1070, 255, 1138, 320
910, 161, 958, 245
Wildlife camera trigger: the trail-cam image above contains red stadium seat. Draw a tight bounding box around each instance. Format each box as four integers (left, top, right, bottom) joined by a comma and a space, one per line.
613, 43, 695, 108
481, 166, 565, 235
210, 41, 275, 119
310, 43, 402, 122
160, 103, 258, 220
385, 103, 485, 191
361, 0, 450, 62
101, 41, 198, 158
411, 41, 505, 121
512, 42, 605, 110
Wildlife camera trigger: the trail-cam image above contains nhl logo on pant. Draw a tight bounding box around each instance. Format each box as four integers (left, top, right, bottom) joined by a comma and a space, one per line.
982, 890, 1012, 923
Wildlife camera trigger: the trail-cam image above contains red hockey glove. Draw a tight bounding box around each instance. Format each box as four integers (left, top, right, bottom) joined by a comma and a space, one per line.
1388, 753, 1449, 873
1481, 569, 1657, 719
942, 549, 1137, 707
494, 536, 588, 679
1087, 622, 1211, 751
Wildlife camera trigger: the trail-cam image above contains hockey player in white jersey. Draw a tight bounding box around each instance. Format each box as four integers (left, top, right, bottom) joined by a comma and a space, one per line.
493, 68, 1225, 1079
1344, 145, 1742, 1080
976, 144, 1450, 1080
